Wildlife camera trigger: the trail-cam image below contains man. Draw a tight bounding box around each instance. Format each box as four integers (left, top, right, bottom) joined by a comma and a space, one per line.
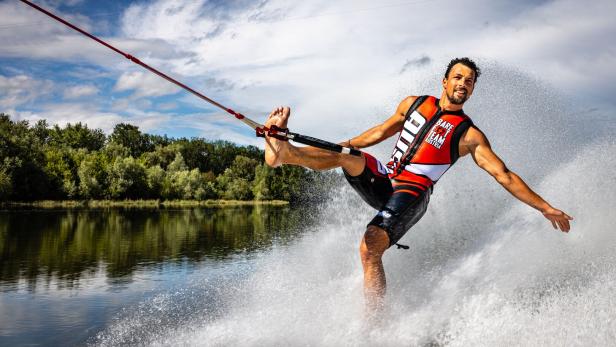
263, 57, 573, 312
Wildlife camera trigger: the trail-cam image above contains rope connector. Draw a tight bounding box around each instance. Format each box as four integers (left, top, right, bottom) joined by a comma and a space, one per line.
256, 125, 289, 141
226, 109, 245, 120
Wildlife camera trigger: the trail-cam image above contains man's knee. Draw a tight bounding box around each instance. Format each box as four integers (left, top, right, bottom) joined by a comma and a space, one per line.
341, 154, 366, 177
360, 225, 390, 259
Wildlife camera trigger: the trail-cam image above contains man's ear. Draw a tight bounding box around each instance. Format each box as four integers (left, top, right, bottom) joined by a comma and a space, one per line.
442, 77, 447, 88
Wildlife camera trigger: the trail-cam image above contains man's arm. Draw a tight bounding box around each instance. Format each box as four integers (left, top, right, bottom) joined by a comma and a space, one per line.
341, 96, 417, 148
463, 126, 573, 232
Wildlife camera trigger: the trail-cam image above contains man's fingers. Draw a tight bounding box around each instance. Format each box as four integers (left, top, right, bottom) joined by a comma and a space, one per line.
562, 218, 571, 232
557, 218, 571, 232
268, 106, 283, 119
565, 213, 574, 220
551, 220, 557, 229
269, 107, 281, 118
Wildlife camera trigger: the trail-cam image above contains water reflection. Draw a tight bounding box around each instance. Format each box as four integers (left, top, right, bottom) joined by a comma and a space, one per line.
0, 206, 306, 292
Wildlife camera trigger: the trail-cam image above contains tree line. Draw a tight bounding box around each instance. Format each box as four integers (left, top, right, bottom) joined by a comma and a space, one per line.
0, 113, 338, 202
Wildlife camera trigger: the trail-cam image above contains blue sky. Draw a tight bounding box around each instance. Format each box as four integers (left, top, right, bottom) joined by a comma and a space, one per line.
0, 0, 614, 146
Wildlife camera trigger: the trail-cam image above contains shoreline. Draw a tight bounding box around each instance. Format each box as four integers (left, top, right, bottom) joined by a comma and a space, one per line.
0, 199, 289, 209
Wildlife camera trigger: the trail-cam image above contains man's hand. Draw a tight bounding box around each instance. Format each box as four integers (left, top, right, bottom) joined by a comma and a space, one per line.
542, 206, 573, 233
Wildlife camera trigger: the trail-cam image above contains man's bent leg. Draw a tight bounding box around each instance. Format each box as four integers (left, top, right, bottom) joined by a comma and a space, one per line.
359, 225, 390, 313
284, 145, 365, 176
264, 107, 364, 176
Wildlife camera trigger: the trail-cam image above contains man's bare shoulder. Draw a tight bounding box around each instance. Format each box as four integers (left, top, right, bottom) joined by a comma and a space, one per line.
400, 95, 418, 108
459, 125, 488, 156
395, 96, 419, 116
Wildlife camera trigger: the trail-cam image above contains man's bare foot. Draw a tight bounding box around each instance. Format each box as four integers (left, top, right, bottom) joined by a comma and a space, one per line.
264, 106, 291, 167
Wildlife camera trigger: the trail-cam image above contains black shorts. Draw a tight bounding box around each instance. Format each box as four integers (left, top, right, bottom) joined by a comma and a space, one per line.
343, 153, 431, 247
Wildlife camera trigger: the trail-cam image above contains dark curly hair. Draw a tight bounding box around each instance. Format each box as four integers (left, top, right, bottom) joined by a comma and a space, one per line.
444, 57, 481, 82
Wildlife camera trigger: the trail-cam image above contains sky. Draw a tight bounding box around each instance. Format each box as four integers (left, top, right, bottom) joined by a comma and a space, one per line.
0, 0, 614, 147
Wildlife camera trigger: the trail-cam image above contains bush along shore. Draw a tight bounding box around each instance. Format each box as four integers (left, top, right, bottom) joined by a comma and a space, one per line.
0, 199, 289, 209
0, 114, 340, 205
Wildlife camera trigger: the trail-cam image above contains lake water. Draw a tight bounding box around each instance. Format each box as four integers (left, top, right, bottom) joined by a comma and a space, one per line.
0, 206, 308, 346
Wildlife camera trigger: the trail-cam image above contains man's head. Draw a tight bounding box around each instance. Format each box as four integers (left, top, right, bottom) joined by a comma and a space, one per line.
442, 57, 481, 105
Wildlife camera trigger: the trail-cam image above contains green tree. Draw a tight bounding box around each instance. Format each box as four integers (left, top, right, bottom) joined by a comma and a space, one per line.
167, 152, 188, 173
32, 119, 51, 145
162, 153, 208, 200
216, 155, 259, 200
140, 143, 182, 170
146, 165, 165, 198
78, 152, 109, 199
109, 123, 153, 158
101, 142, 131, 160
166, 168, 207, 200
108, 157, 147, 199
43, 146, 77, 198
0, 115, 50, 200
0, 164, 12, 201
49, 122, 106, 151
176, 138, 213, 172
201, 171, 218, 199
252, 163, 275, 200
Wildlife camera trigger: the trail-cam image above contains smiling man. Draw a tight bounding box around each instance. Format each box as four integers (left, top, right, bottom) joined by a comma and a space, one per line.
263, 57, 573, 314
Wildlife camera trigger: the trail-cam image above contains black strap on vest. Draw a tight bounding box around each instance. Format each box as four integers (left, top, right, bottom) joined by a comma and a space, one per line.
393, 95, 429, 174
404, 95, 429, 119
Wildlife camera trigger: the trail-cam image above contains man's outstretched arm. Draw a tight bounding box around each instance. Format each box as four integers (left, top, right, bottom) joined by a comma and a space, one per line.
341, 96, 417, 149
463, 126, 573, 232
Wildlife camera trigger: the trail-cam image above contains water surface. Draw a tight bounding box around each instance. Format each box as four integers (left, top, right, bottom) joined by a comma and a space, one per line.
0, 206, 307, 346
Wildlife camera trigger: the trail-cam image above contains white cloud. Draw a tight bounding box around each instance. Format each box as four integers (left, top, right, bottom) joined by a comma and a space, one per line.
63, 84, 99, 99
9, 101, 173, 135
174, 112, 262, 146
44, 0, 85, 7
432, 0, 616, 102
114, 71, 181, 98
0, 75, 54, 109
157, 102, 177, 111
10, 103, 123, 133
0, 1, 188, 68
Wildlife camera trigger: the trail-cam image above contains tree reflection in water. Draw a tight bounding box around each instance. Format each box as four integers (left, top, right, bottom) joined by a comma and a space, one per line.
0, 206, 309, 291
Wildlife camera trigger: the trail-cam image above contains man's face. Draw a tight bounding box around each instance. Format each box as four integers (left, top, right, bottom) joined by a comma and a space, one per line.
442, 63, 476, 105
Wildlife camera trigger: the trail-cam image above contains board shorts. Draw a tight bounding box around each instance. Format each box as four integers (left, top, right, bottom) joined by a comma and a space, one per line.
343, 152, 431, 247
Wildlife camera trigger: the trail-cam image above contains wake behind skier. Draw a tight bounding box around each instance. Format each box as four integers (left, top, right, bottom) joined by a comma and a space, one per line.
263, 57, 573, 313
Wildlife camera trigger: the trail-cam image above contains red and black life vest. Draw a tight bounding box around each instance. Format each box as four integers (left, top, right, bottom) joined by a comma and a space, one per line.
386, 95, 473, 190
